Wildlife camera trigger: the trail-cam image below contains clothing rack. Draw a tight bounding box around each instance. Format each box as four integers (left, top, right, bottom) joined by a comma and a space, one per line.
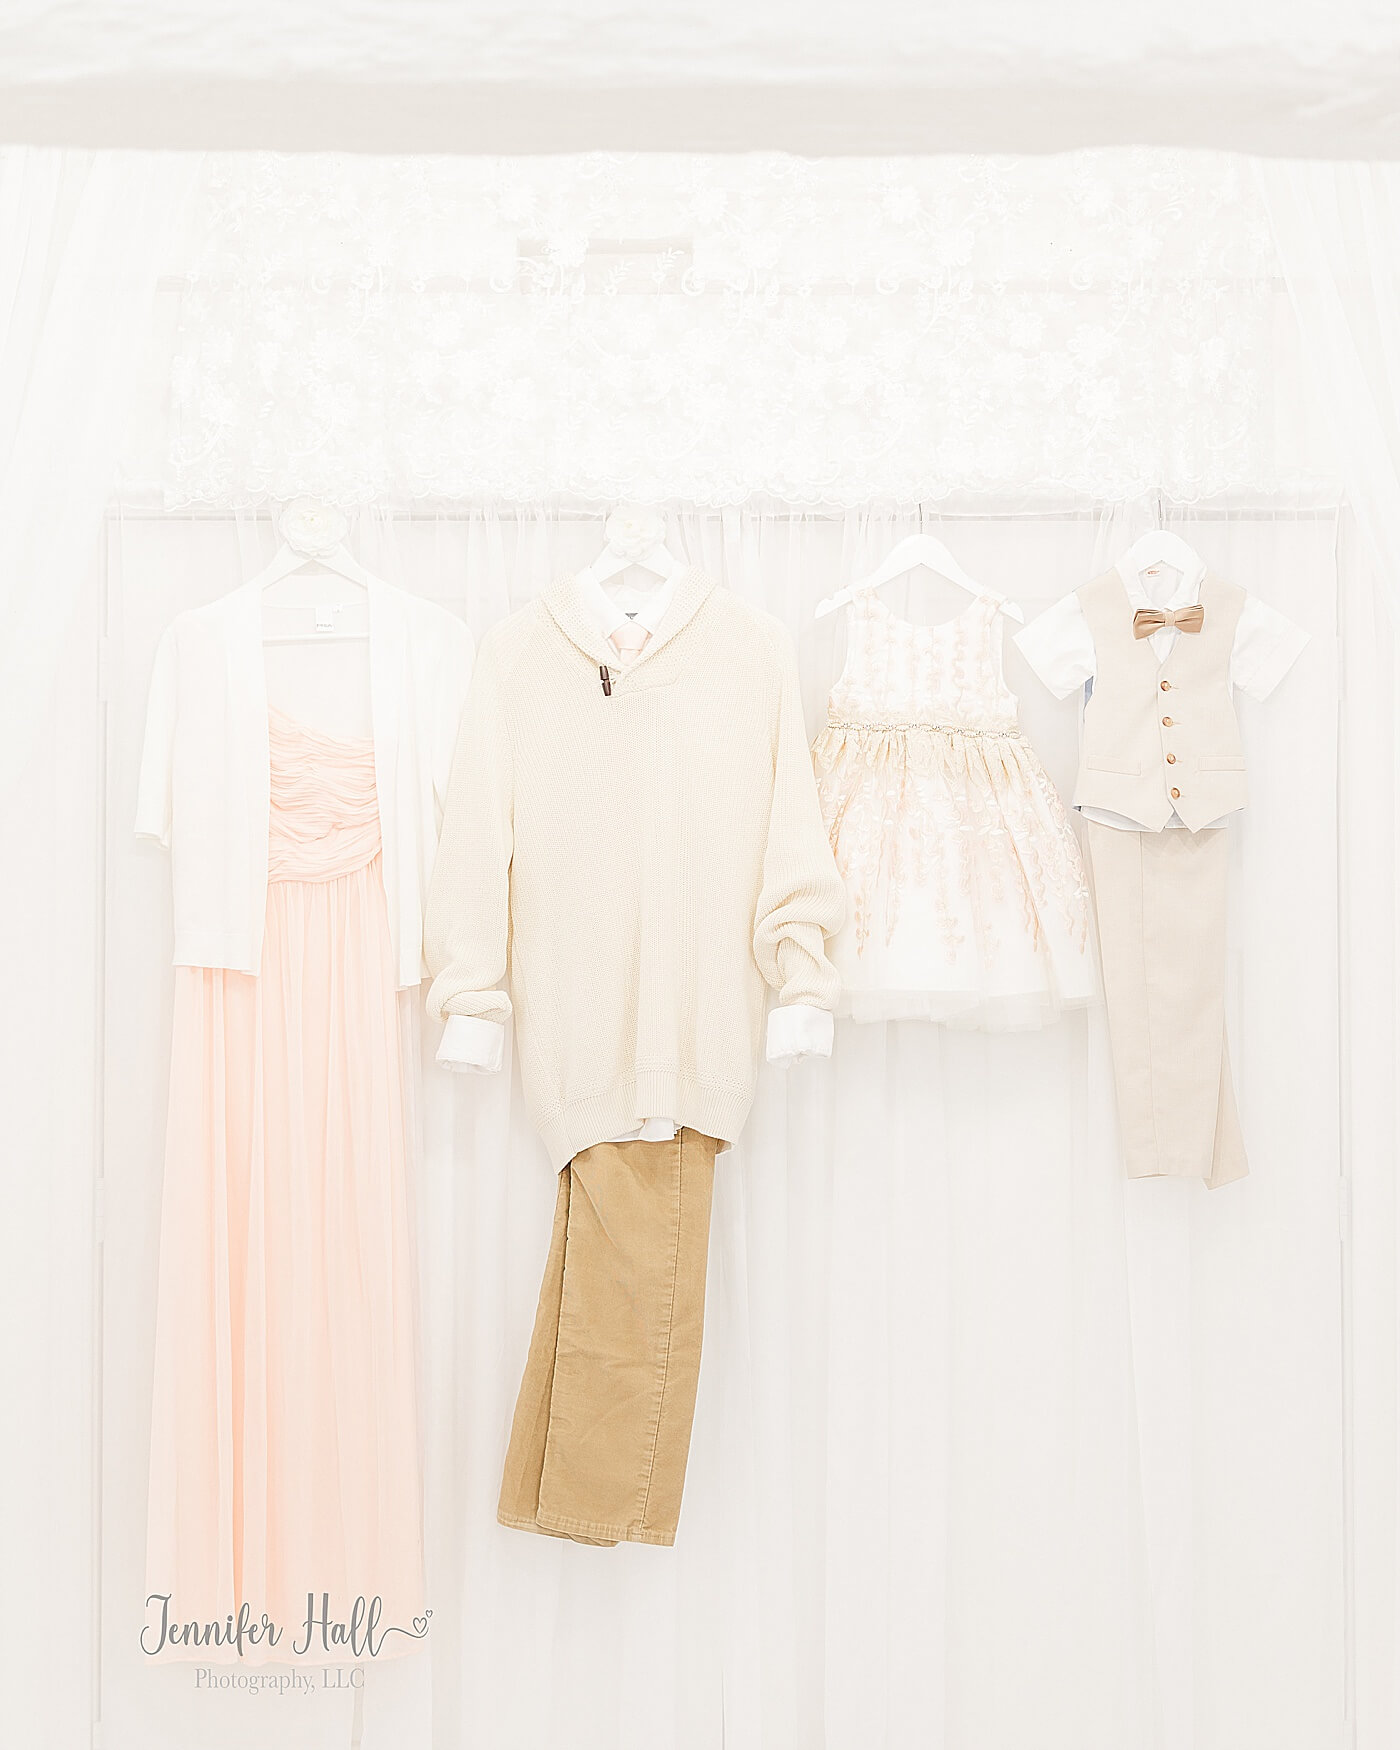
105, 499, 1345, 524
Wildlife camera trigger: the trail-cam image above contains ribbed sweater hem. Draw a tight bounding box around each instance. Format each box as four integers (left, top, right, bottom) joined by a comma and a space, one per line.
536, 1069, 757, 1169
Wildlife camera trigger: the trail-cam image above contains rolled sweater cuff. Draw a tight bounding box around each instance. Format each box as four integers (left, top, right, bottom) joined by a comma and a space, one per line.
426, 971, 513, 1027
766, 930, 843, 1010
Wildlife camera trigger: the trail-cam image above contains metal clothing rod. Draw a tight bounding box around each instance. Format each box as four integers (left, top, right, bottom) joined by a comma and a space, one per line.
105, 504, 1344, 524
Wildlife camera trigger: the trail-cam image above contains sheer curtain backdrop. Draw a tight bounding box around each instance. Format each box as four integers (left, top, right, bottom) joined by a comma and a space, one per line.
0, 146, 198, 1750
0, 143, 1395, 1750
1262, 163, 1400, 621
98, 497, 1355, 1750
1261, 162, 1400, 1748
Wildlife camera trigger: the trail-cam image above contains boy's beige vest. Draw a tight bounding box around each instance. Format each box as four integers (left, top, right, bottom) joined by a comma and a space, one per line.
1075, 569, 1247, 832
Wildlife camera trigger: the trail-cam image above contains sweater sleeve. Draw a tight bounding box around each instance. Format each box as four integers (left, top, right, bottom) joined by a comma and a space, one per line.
752, 626, 846, 1010
424, 633, 514, 1026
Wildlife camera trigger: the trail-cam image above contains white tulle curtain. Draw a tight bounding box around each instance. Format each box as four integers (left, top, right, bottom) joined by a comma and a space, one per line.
1260, 161, 1400, 1746
1262, 163, 1400, 622
0, 146, 198, 1750
96, 496, 1356, 1750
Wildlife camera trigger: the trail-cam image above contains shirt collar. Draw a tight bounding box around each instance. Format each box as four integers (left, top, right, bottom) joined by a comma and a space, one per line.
576, 567, 678, 641
1115, 551, 1207, 613
543, 564, 715, 673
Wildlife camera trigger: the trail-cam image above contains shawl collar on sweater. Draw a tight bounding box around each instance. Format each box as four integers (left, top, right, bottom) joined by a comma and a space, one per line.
542, 564, 716, 681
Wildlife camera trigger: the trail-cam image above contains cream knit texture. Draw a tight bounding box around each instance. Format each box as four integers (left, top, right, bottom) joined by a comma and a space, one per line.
425, 567, 845, 1167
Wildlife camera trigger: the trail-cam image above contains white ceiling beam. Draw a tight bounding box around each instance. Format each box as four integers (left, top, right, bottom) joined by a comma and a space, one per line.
0, 0, 1396, 157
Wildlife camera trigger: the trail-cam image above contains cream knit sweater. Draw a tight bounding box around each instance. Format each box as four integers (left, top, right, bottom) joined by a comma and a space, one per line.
425, 567, 845, 1167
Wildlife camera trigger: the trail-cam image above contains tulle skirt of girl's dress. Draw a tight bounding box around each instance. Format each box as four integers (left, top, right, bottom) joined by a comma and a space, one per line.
814, 720, 1097, 1030
144, 711, 425, 1664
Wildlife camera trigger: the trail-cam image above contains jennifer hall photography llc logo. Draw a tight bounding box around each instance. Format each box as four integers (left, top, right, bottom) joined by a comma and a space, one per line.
141, 1592, 433, 1664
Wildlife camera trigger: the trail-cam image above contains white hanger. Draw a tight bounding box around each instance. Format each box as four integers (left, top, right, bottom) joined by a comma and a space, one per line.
815, 532, 1023, 622
1118, 528, 1202, 582
580, 541, 681, 589
250, 500, 379, 645
576, 504, 683, 592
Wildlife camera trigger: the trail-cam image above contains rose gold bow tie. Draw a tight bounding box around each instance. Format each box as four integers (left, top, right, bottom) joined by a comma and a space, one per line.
1133, 604, 1205, 639
608, 619, 651, 656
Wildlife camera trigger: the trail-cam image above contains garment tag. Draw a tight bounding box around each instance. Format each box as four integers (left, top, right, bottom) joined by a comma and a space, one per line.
315, 604, 336, 634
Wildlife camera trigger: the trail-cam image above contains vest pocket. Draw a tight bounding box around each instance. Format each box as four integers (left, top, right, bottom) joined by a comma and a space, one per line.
1085, 754, 1142, 776
1197, 754, 1246, 771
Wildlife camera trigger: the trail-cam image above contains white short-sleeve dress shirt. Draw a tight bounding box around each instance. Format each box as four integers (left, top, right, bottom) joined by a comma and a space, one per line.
1015, 553, 1309, 831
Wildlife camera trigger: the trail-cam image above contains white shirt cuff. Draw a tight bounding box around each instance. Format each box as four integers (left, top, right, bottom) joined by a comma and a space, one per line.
766, 1003, 834, 1067
437, 1014, 505, 1074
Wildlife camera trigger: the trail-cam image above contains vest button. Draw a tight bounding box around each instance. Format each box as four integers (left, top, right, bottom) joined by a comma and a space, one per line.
1170, 787, 1181, 800
1167, 753, 1177, 764
1160, 680, 1171, 691
1162, 715, 1173, 727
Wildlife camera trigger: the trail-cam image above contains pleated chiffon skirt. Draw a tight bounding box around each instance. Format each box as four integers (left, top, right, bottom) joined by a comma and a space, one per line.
145, 710, 425, 1663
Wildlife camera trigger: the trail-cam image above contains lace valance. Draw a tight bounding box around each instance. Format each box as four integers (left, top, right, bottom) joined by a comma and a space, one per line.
167, 150, 1285, 509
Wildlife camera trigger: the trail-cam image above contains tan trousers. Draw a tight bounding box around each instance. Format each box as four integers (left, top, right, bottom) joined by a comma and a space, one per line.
1086, 822, 1248, 1189
498, 1128, 719, 1546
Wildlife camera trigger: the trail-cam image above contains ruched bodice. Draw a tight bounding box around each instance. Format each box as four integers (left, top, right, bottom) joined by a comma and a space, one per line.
267, 707, 380, 883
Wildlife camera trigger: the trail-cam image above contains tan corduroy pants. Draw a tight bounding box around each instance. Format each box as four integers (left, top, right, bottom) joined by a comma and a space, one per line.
1086, 822, 1248, 1189
498, 1128, 719, 1546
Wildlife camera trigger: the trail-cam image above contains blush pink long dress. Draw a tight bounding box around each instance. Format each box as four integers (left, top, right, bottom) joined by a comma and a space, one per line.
145, 707, 426, 1663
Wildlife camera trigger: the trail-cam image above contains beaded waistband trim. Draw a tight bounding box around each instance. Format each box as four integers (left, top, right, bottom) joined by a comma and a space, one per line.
824, 719, 1023, 739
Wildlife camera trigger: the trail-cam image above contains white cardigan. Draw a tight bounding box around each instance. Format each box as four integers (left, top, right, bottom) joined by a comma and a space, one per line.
136, 577, 475, 989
